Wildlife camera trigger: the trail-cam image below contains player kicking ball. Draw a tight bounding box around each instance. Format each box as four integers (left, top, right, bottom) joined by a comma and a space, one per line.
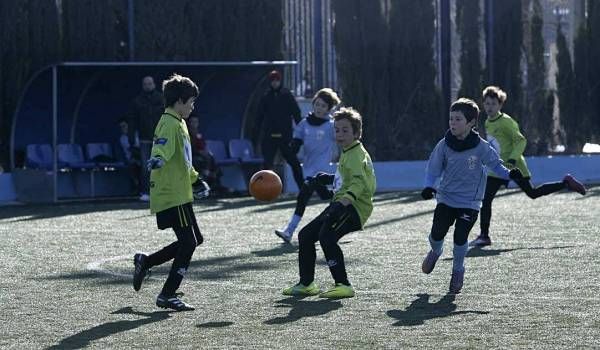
282, 107, 376, 299
132, 74, 209, 311
470, 86, 586, 247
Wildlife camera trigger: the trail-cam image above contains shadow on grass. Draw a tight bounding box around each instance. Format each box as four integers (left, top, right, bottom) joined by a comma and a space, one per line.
39, 271, 130, 285
186, 253, 276, 280
264, 297, 343, 325
196, 321, 234, 328
372, 191, 424, 205
441, 245, 578, 261
575, 184, 600, 199
250, 192, 426, 215
251, 243, 298, 257
0, 196, 260, 222
365, 209, 433, 230
250, 197, 304, 213
0, 192, 436, 222
0, 200, 150, 222
46, 307, 171, 350
40, 251, 279, 285
192, 197, 258, 214
387, 293, 488, 326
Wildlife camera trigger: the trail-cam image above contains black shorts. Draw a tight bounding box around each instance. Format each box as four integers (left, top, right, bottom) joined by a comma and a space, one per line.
156, 202, 198, 230
431, 202, 479, 245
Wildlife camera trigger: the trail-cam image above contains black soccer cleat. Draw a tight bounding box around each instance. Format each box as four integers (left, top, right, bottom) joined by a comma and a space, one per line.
563, 174, 586, 195
133, 253, 149, 291
156, 294, 195, 311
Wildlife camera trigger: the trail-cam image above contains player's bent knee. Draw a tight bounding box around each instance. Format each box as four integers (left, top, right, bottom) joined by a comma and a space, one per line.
318, 232, 337, 247
182, 244, 196, 255
299, 183, 314, 197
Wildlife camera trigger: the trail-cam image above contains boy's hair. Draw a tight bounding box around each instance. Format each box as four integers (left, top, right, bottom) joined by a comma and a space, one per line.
450, 98, 480, 123
312, 88, 341, 110
482, 86, 507, 104
333, 107, 363, 139
162, 74, 199, 107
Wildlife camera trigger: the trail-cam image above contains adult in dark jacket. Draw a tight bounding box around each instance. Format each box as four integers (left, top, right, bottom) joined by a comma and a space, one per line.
255, 70, 304, 189
127, 76, 165, 201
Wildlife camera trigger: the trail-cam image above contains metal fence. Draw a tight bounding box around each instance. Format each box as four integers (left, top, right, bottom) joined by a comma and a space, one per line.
282, 0, 338, 97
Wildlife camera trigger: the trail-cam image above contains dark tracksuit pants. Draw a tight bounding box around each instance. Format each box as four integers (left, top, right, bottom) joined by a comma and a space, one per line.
140, 140, 153, 194
431, 203, 479, 246
298, 204, 362, 286
480, 176, 566, 236
146, 203, 203, 297
294, 182, 333, 217
262, 136, 304, 190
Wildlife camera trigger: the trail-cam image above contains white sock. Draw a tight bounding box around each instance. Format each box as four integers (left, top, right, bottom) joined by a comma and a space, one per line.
286, 214, 302, 234
429, 234, 444, 256
452, 242, 468, 272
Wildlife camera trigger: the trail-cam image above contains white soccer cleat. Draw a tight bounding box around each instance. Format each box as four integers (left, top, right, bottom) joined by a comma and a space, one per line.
275, 228, 292, 243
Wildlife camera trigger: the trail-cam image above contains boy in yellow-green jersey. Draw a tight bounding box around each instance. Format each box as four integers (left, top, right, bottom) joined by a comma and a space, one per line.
132, 74, 209, 311
282, 107, 376, 299
471, 86, 586, 247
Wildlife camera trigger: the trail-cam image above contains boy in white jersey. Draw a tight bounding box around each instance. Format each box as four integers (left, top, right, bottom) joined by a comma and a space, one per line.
275, 88, 341, 243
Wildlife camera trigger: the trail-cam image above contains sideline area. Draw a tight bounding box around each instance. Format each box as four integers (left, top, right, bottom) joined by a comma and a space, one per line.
2, 154, 600, 203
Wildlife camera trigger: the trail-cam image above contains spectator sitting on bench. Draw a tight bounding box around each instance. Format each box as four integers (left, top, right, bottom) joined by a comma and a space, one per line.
187, 115, 230, 196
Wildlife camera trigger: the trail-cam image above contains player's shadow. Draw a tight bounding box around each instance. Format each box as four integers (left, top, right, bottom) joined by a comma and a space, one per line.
39, 271, 130, 286
43, 252, 280, 286
575, 184, 599, 199
386, 293, 488, 327
251, 240, 354, 258
264, 297, 343, 325
441, 245, 578, 261
196, 321, 234, 328
185, 253, 275, 280
251, 243, 298, 257
46, 307, 171, 350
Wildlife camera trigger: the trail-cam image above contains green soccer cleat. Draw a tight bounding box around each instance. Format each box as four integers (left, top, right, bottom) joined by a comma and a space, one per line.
282, 282, 321, 296
319, 283, 355, 299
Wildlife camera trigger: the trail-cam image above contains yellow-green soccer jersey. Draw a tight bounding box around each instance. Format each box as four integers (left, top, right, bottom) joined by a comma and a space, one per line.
485, 112, 531, 178
149, 108, 199, 214
332, 140, 376, 227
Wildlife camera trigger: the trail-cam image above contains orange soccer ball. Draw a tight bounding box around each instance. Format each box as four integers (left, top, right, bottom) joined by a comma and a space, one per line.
249, 170, 282, 202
